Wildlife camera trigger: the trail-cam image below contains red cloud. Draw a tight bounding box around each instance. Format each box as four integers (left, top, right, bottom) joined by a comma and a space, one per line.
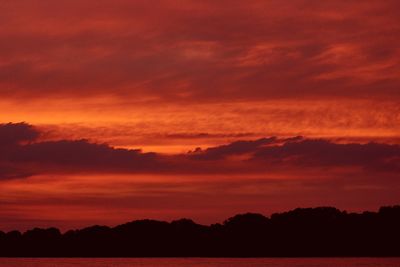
0, 1, 399, 101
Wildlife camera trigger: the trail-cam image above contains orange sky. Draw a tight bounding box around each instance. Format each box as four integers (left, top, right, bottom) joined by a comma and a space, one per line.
0, 0, 400, 231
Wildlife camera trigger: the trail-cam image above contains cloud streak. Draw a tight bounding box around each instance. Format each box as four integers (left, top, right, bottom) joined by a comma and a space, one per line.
0, 1, 399, 101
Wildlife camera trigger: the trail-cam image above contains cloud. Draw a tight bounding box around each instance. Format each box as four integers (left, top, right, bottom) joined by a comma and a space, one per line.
0, 122, 39, 146
0, 123, 164, 178
190, 136, 400, 172
1, 122, 399, 180
190, 137, 279, 160
14, 140, 160, 172
0, 1, 399, 101
252, 139, 400, 172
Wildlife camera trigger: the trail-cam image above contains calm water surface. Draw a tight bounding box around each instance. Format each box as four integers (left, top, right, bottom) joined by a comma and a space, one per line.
0, 258, 399, 267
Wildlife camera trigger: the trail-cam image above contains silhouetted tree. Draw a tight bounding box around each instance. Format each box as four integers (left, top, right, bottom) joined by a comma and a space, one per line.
1, 206, 399, 257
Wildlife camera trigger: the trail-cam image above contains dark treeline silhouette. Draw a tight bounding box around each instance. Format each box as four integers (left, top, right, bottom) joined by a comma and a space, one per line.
1, 206, 400, 257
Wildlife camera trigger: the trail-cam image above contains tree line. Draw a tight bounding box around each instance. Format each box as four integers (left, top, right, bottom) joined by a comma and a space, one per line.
1, 206, 399, 257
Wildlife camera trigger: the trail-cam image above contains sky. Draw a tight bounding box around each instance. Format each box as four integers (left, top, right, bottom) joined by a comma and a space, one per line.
0, 0, 400, 231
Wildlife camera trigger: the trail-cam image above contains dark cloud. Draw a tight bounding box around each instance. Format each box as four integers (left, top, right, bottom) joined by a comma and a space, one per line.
1, 123, 399, 180
190, 137, 278, 160
0, 123, 164, 178
0, 122, 39, 146
188, 136, 400, 173
13, 140, 159, 172
193, 136, 400, 172
253, 139, 400, 172
0, 165, 34, 180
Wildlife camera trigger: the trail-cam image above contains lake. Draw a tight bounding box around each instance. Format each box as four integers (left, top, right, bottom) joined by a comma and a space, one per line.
0, 258, 399, 267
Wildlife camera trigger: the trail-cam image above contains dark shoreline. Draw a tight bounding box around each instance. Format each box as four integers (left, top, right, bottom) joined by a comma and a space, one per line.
1, 206, 400, 257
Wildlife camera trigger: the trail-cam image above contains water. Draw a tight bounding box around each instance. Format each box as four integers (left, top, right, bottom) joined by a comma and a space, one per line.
0, 258, 399, 267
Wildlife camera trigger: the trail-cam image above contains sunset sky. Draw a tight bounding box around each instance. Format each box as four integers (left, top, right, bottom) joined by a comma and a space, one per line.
1, 0, 400, 231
